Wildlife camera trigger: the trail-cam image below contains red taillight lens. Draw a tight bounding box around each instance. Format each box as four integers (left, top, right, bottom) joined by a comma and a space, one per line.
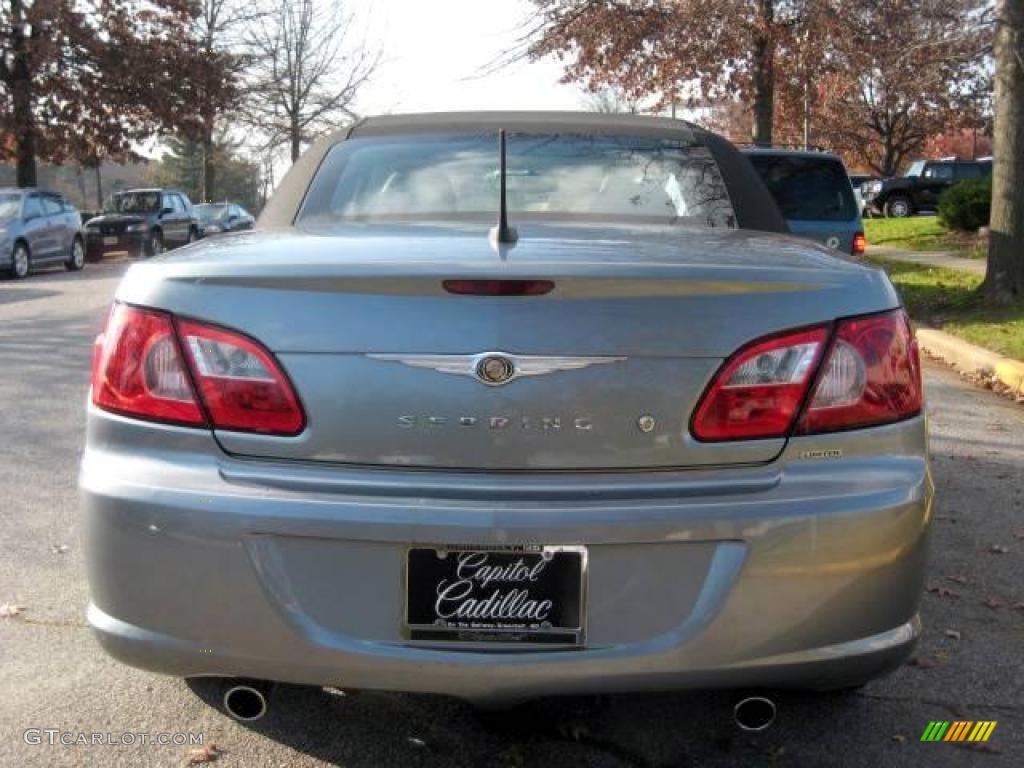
691, 326, 829, 441
852, 231, 866, 256
92, 305, 205, 426
177, 319, 305, 435
798, 309, 921, 434
92, 304, 305, 435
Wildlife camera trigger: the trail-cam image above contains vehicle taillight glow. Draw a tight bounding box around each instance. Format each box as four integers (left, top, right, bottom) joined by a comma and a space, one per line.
691, 309, 922, 442
798, 309, 921, 434
852, 232, 866, 256
177, 319, 305, 435
91, 304, 305, 435
91, 304, 205, 426
691, 326, 829, 441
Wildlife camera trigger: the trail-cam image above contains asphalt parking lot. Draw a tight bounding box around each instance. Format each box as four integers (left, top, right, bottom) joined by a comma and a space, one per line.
1, 262, 1022, 767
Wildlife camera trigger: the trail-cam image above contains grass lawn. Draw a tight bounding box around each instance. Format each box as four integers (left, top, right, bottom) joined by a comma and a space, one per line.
870, 257, 1024, 360
864, 216, 987, 258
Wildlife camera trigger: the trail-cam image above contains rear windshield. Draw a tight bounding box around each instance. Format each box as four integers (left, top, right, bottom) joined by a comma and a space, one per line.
298, 133, 737, 229
746, 155, 858, 222
196, 204, 227, 221
106, 191, 160, 214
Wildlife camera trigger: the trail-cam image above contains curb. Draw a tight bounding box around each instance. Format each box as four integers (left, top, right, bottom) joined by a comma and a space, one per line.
917, 328, 1024, 396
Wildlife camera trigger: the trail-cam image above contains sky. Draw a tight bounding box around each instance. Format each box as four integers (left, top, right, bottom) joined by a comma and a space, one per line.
349, 0, 588, 115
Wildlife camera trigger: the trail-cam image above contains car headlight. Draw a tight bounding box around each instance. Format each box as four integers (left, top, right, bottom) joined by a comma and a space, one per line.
125, 223, 146, 233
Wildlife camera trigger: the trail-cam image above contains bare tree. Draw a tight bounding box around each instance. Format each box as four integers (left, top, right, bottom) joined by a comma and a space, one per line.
984, 0, 1024, 300
584, 86, 643, 114
246, 0, 379, 163
189, 0, 261, 201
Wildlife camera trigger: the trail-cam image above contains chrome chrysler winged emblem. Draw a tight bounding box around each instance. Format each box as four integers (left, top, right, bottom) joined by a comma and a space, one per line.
367, 351, 626, 386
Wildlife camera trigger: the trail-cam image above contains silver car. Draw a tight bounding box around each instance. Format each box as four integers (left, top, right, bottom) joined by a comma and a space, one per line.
82, 113, 931, 711
0, 188, 85, 278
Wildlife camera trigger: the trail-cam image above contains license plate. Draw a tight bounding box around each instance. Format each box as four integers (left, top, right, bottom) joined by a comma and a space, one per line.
405, 546, 585, 645
103, 236, 118, 245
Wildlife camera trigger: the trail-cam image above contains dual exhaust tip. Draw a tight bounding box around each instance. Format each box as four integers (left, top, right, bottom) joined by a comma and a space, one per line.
220, 680, 775, 730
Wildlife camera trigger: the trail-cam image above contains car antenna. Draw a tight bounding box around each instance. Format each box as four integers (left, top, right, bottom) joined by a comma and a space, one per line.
490, 129, 518, 246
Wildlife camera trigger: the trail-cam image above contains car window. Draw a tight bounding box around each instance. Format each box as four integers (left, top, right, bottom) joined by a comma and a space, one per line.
746, 154, 858, 222
298, 132, 737, 229
106, 191, 161, 214
923, 164, 954, 181
42, 195, 63, 216
955, 163, 983, 180
23, 195, 44, 220
0, 192, 21, 221
196, 204, 226, 221
904, 161, 925, 178
162, 194, 176, 212
60, 197, 76, 213
173, 194, 189, 212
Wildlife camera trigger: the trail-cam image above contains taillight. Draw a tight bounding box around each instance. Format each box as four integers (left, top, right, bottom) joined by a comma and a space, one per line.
691, 309, 922, 442
91, 304, 305, 435
177, 320, 305, 435
798, 309, 921, 434
852, 231, 866, 256
92, 305, 205, 426
691, 326, 829, 441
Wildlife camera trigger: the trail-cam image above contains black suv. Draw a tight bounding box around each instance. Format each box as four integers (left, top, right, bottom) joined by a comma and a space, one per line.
84, 188, 200, 259
862, 158, 992, 218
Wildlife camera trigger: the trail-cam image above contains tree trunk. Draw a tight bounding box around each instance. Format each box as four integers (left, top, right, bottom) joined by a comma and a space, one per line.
750, 0, 776, 146
202, 127, 216, 203
11, 26, 37, 187
984, 0, 1024, 299
94, 164, 103, 209
290, 123, 302, 163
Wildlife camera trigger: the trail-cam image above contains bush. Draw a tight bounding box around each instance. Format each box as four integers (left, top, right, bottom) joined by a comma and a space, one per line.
938, 177, 992, 232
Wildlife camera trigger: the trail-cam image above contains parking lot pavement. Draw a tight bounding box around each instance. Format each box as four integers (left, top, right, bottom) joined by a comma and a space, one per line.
1, 263, 1022, 768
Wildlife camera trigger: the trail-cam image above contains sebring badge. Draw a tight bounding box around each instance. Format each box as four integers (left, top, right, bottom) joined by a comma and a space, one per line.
367, 351, 626, 386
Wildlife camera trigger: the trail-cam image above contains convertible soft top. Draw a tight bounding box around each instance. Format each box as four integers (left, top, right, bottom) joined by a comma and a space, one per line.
259, 111, 787, 234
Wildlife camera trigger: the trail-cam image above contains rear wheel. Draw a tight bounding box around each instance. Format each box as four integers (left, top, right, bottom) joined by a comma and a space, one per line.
146, 229, 164, 258
65, 237, 85, 271
884, 196, 913, 218
10, 242, 30, 279
187, 227, 198, 244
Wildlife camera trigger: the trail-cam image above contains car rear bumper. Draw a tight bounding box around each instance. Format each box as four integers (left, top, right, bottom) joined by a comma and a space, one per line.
81, 408, 933, 700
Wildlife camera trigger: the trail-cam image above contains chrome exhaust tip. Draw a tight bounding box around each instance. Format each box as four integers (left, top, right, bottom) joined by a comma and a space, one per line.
223, 681, 271, 721
734, 696, 776, 732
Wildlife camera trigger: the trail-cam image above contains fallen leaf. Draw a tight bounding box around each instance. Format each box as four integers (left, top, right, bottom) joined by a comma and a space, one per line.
989, 545, 1009, 554
946, 574, 969, 585
944, 629, 961, 641
186, 744, 222, 765
927, 585, 961, 599
0, 603, 24, 618
892, 734, 906, 743
50, 544, 70, 555
407, 737, 426, 748
910, 652, 949, 669
982, 596, 1006, 610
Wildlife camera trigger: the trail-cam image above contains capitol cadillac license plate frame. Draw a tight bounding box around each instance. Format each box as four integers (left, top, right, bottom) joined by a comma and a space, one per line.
403, 544, 588, 647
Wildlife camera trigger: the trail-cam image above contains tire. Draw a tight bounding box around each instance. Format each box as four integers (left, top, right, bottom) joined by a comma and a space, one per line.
187, 227, 197, 244
10, 242, 30, 279
65, 237, 85, 271
145, 229, 164, 258
884, 196, 913, 218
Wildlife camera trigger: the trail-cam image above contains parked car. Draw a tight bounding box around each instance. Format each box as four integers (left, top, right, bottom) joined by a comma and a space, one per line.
861, 158, 992, 218
195, 202, 255, 236
84, 188, 199, 259
0, 187, 85, 278
742, 148, 865, 255
83, 113, 929, 713
848, 173, 876, 217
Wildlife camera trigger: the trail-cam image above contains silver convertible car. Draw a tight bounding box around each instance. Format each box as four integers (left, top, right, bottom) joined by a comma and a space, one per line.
82, 113, 931, 715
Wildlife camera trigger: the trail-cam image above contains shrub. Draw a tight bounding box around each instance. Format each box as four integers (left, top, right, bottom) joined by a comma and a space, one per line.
938, 177, 992, 232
